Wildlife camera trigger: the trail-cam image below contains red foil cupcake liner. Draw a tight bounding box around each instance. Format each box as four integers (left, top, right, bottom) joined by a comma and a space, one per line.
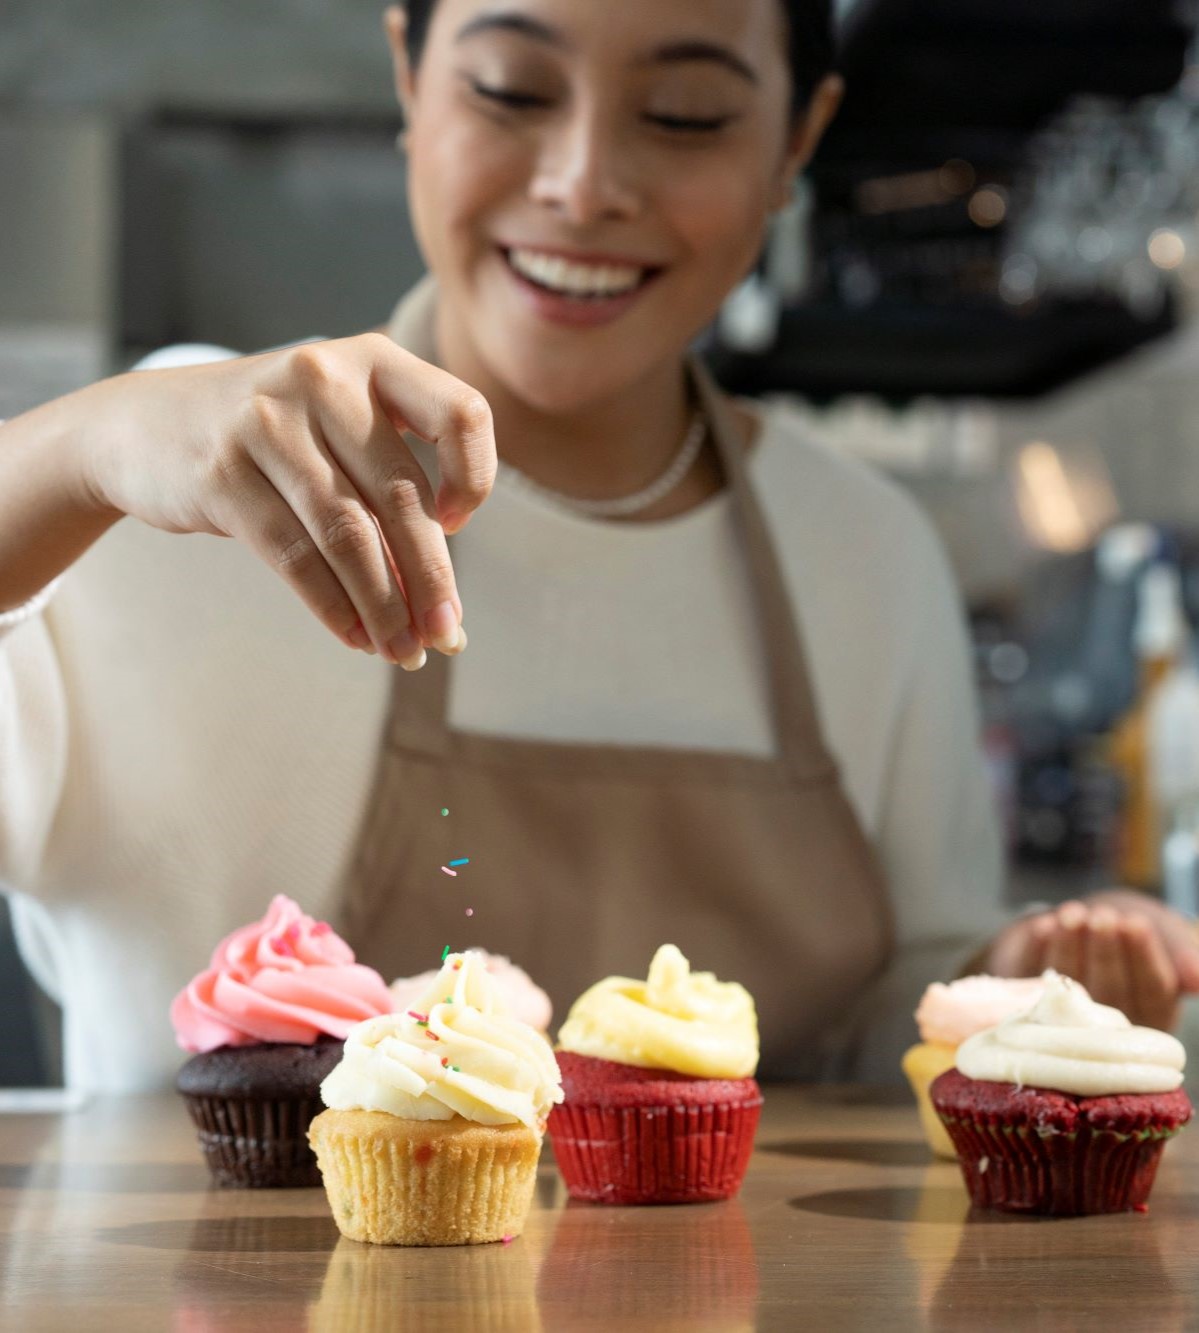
180, 1093, 324, 1188
931, 1069, 1192, 1216
549, 1100, 760, 1204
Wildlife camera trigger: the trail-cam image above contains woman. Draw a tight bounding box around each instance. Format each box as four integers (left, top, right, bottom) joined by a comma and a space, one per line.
1, 0, 1195, 1092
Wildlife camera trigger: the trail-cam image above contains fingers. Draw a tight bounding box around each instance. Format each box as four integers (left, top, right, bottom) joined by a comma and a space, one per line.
1079, 906, 1131, 1018
1119, 915, 1179, 1031
210, 452, 371, 655
365, 336, 498, 534
311, 370, 466, 655
985, 915, 1049, 977
1042, 900, 1087, 982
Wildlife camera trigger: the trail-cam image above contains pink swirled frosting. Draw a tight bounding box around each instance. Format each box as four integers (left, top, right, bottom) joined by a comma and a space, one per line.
170, 895, 393, 1052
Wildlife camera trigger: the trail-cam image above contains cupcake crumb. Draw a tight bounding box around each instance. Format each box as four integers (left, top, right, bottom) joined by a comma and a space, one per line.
978, 1156, 989, 1174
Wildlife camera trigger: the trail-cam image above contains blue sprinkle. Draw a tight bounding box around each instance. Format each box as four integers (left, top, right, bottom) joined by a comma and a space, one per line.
448, 858, 470, 867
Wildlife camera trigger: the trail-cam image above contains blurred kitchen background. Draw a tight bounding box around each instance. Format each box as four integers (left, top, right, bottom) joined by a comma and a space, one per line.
5, 0, 1199, 1084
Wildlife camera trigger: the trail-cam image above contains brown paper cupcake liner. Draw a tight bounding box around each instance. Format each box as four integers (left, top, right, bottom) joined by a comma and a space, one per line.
180, 1092, 324, 1188
309, 1108, 542, 1245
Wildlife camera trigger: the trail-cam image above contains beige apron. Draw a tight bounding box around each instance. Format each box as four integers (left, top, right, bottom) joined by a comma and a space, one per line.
343, 289, 894, 1077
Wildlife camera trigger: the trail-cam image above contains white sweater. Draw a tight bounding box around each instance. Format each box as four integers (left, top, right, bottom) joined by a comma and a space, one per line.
0, 384, 1004, 1092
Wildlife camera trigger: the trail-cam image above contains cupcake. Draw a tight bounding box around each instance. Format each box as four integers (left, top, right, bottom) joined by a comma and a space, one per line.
171, 895, 394, 1187
548, 944, 761, 1205
308, 949, 563, 1245
903, 974, 1047, 1159
390, 950, 552, 1034
931, 972, 1192, 1215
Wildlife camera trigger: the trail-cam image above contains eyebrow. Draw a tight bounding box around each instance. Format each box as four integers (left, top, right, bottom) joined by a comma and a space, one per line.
643, 42, 759, 86
454, 14, 758, 86
455, 12, 566, 49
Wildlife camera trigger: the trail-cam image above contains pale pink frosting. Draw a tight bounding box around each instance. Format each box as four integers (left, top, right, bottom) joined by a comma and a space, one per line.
390, 950, 553, 1033
170, 895, 393, 1052
915, 974, 1048, 1047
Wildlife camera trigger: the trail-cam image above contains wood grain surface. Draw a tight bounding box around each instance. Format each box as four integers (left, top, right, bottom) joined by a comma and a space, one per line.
2, 1086, 1196, 1331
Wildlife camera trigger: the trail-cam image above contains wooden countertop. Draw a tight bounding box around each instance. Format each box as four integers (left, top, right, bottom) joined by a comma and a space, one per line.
2, 1086, 1197, 1331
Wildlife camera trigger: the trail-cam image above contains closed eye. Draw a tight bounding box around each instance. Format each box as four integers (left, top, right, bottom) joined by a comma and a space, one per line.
646, 113, 737, 133
468, 79, 552, 110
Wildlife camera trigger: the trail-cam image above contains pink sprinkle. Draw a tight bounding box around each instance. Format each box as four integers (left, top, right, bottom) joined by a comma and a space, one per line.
465, 908, 474, 917
407, 1010, 428, 1022
501, 1234, 514, 1246
441, 866, 458, 877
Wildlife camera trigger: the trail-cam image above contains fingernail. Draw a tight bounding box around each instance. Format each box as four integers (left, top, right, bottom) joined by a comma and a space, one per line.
443, 626, 468, 655
1060, 903, 1086, 930
385, 627, 425, 670
347, 623, 372, 651
442, 510, 472, 536
423, 601, 461, 653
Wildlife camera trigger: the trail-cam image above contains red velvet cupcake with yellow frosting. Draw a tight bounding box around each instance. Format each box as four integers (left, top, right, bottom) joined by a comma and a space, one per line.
548, 945, 762, 1205
171, 895, 394, 1187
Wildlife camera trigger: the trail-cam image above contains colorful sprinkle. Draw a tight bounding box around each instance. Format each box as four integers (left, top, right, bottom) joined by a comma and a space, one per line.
426, 1029, 440, 1041
448, 858, 470, 867
441, 808, 449, 816
441, 866, 458, 877
445, 996, 452, 1003
441, 1057, 449, 1068
440, 944, 450, 962
407, 1011, 428, 1022
452, 1065, 460, 1072
465, 908, 474, 917
453, 960, 462, 971
501, 1234, 514, 1246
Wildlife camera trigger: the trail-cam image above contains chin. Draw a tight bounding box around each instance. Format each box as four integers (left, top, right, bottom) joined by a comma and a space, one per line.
491, 345, 645, 418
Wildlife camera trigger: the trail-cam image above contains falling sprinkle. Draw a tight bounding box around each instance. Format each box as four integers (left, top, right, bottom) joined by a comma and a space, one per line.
440, 945, 450, 962
441, 866, 458, 877
448, 858, 470, 868
465, 908, 474, 917
440, 808, 449, 817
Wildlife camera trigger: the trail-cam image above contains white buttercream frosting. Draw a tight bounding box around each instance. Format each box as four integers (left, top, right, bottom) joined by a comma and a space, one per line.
320, 951, 563, 1129
955, 972, 1186, 1096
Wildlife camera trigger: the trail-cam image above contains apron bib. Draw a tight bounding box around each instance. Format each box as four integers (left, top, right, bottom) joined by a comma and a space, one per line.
343, 286, 893, 1076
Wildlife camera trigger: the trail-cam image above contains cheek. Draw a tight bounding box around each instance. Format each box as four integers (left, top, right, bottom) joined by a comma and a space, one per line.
407, 114, 527, 258
661, 158, 775, 282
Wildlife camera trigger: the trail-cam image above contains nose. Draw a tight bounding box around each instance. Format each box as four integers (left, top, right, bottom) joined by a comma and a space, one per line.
528, 101, 642, 225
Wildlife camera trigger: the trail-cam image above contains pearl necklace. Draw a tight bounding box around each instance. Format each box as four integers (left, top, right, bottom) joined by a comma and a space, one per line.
502, 410, 708, 520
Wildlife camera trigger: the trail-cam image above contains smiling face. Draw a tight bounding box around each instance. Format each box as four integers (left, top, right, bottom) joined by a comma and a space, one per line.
390, 0, 829, 415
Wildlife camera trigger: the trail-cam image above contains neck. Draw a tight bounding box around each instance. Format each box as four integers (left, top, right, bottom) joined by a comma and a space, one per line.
434, 307, 693, 506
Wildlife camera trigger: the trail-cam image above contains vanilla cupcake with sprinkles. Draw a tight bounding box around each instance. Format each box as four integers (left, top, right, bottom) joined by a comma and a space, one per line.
309, 948, 562, 1246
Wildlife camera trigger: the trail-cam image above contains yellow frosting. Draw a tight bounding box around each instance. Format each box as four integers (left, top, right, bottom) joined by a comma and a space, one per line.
556, 944, 759, 1079
319, 951, 563, 1129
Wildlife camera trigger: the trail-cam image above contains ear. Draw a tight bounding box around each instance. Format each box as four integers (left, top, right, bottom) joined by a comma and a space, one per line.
384, 5, 417, 123
773, 73, 843, 208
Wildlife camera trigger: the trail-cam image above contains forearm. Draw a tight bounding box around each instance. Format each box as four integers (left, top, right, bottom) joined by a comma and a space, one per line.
0, 383, 123, 613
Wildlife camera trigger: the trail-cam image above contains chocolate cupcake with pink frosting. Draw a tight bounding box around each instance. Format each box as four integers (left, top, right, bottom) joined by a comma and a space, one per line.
171, 895, 393, 1187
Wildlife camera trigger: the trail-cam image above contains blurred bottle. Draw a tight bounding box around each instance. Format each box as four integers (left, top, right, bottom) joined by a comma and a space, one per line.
1163, 797, 1199, 919
1150, 650, 1199, 915
1107, 562, 1190, 889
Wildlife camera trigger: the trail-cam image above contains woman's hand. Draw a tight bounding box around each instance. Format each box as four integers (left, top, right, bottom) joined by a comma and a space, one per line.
985, 891, 1199, 1032
80, 334, 496, 668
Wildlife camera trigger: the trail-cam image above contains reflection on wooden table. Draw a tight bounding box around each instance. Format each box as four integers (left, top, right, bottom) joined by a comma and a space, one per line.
2, 1087, 1197, 1331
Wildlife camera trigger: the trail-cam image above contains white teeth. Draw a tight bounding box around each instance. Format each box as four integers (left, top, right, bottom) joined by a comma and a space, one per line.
507, 247, 645, 297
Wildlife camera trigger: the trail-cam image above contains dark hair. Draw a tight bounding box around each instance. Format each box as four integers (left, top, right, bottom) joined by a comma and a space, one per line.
401, 0, 835, 119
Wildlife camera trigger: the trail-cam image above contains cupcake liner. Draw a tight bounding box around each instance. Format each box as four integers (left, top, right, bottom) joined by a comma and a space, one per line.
180, 1092, 325, 1188
309, 1108, 542, 1245
932, 1069, 1192, 1216
548, 1098, 760, 1205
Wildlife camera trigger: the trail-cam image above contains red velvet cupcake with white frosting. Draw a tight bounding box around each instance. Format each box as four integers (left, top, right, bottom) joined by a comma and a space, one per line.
171, 895, 393, 1187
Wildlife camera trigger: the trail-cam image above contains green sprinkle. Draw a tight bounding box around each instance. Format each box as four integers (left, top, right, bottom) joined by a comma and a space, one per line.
441, 944, 450, 962
445, 995, 452, 1004
441, 808, 449, 816
452, 1066, 460, 1072
416, 1020, 428, 1027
